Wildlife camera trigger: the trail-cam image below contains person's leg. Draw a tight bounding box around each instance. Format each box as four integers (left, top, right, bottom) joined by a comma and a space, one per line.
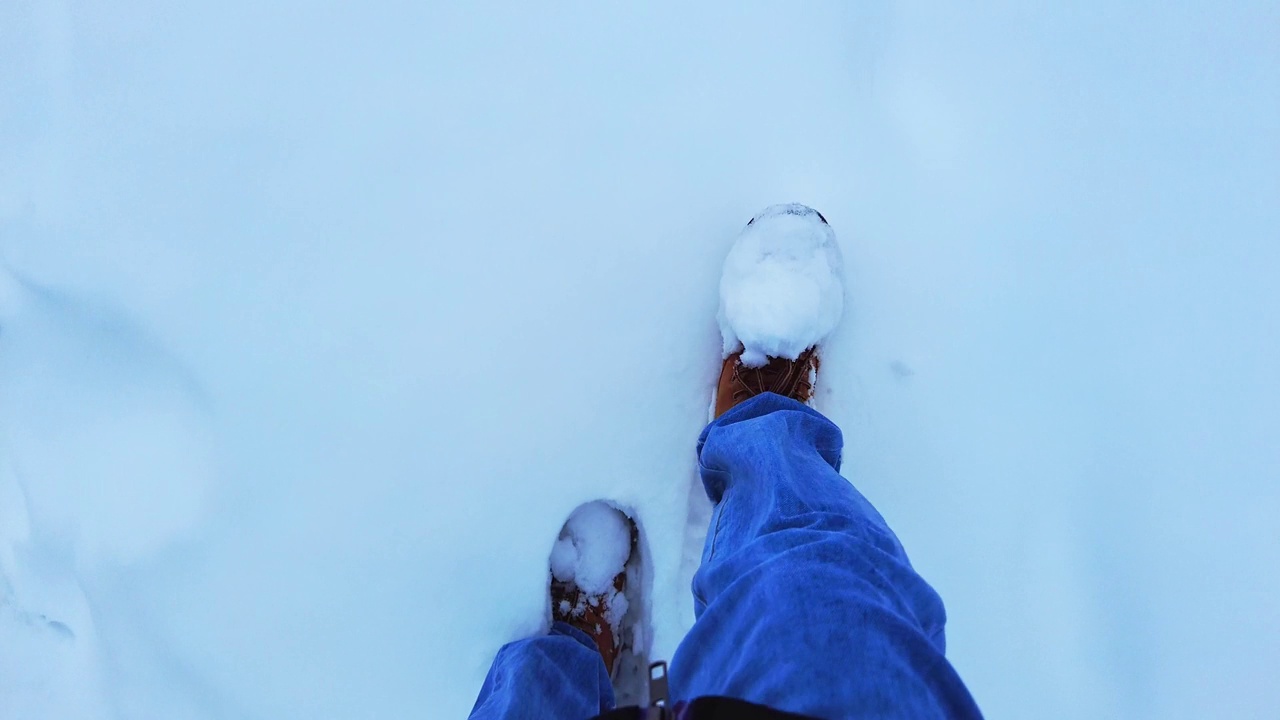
469, 622, 615, 720
669, 392, 982, 719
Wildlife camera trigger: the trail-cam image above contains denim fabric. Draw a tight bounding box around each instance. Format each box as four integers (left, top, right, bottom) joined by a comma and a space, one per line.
669, 393, 981, 718
469, 393, 981, 720
469, 622, 614, 720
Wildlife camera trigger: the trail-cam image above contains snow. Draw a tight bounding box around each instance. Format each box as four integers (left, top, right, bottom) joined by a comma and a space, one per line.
550, 502, 632, 596
1, 2, 1278, 720
718, 203, 844, 367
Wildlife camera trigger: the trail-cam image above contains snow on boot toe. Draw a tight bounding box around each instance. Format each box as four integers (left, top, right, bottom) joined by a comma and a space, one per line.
717, 203, 844, 367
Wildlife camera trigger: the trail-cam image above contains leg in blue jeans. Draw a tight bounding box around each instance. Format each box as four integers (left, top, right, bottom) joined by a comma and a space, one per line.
669, 393, 982, 718
470, 392, 980, 719
468, 622, 614, 720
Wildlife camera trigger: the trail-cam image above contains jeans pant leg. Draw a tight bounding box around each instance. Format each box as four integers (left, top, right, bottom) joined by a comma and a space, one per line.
469, 622, 615, 720
669, 393, 982, 719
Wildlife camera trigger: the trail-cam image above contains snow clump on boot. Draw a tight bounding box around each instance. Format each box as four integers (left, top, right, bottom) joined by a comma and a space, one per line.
717, 203, 844, 368
550, 501, 631, 595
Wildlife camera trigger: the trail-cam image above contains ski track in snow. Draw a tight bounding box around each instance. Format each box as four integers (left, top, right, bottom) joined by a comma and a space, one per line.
2, 3, 1279, 720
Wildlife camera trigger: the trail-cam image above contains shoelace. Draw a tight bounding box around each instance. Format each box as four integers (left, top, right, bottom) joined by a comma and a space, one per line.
729, 346, 817, 403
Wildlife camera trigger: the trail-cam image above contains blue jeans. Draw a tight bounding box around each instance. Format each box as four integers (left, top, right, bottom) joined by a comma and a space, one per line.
469, 393, 982, 719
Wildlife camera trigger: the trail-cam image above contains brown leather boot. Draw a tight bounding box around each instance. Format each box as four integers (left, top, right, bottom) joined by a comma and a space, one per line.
715, 345, 819, 418
551, 572, 627, 675
549, 517, 637, 676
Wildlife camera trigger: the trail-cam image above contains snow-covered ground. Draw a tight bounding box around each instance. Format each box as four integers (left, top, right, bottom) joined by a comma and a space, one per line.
2, 2, 1277, 718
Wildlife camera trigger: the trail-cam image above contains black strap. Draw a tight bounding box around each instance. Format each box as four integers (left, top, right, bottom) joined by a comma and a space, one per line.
592, 696, 819, 720
649, 661, 670, 709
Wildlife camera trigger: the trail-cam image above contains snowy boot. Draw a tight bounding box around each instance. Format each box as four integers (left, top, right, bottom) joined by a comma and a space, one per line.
713, 203, 842, 418
549, 502, 637, 677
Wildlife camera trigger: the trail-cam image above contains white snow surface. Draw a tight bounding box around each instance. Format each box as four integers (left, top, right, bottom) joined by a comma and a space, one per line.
2, 3, 1279, 720
718, 203, 844, 366
550, 502, 632, 596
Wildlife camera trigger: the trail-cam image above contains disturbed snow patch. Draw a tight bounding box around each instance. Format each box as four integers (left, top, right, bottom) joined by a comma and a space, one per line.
718, 203, 844, 367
